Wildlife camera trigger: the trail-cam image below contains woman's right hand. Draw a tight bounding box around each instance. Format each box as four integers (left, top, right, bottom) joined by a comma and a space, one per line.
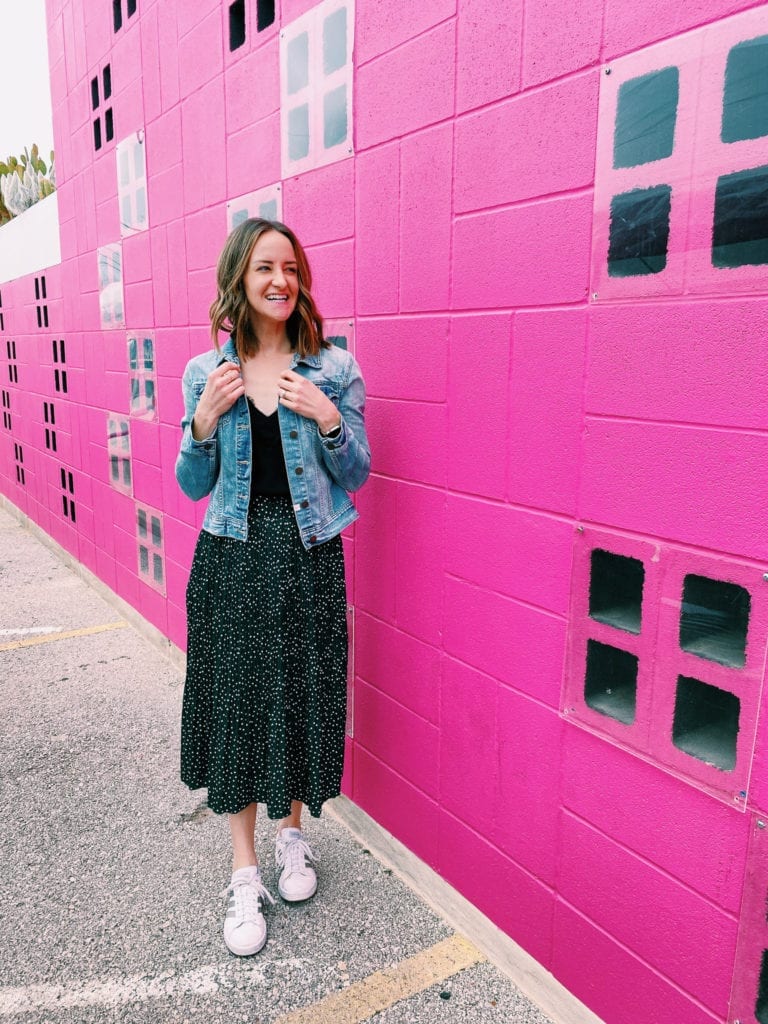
191, 361, 245, 440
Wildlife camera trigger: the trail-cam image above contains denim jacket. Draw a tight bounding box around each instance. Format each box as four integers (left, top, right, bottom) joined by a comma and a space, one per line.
175, 337, 370, 548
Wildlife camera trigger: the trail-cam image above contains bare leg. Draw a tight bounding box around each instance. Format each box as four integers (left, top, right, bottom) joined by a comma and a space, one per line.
229, 801, 258, 872
279, 800, 303, 831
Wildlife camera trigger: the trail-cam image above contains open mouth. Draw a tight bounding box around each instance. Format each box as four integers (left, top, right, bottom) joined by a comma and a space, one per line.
266, 294, 289, 303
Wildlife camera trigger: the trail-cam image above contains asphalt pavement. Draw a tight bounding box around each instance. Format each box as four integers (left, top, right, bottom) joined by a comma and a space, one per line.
0, 502, 556, 1024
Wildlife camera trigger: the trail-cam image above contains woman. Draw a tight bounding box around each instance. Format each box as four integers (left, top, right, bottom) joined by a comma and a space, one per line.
175, 218, 370, 957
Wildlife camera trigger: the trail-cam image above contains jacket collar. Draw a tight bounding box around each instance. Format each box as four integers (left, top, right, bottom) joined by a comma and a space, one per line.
216, 335, 322, 369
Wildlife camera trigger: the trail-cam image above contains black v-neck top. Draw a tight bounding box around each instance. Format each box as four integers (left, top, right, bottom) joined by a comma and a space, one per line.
248, 399, 291, 501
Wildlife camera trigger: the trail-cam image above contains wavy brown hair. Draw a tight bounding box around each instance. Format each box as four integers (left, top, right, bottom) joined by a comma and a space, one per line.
209, 218, 327, 360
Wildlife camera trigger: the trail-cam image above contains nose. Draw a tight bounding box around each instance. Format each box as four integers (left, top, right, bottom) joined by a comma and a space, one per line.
272, 266, 287, 288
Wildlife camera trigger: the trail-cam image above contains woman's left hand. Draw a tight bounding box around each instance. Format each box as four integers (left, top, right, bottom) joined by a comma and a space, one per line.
278, 369, 341, 434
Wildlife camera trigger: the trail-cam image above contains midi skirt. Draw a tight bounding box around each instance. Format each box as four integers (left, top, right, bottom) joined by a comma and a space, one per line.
180, 495, 348, 818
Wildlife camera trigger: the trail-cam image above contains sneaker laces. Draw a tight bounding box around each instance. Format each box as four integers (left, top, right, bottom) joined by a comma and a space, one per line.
276, 835, 318, 877
219, 872, 275, 922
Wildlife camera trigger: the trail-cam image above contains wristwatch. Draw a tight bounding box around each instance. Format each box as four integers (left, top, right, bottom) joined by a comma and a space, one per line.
320, 420, 342, 439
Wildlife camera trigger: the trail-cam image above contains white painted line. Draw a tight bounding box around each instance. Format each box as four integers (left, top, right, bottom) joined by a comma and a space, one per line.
0, 958, 310, 1014
0, 627, 63, 636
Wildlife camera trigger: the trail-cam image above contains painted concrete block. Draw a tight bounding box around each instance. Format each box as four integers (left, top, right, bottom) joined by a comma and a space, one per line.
123, 233, 153, 284
178, 9, 224, 97
146, 106, 183, 177
443, 576, 567, 708
552, 901, 722, 1024
364, 399, 447, 488
140, 8, 162, 123
227, 115, 282, 198
579, 420, 768, 562
452, 196, 593, 309
507, 308, 587, 516
282, 160, 354, 245
354, 611, 441, 725
355, 143, 399, 314
353, 745, 440, 869
304, 239, 353, 317
225, 42, 281, 134
181, 76, 227, 212
438, 810, 554, 968
355, 316, 448, 402
354, 679, 440, 798
456, 0, 523, 113
157, 3, 180, 112
148, 166, 185, 227
356, 22, 455, 150
394, 482, 445, 645
445, 495, 573, 614
558, 812, 737, 1016
440, 657, 498, 833
185, 208, 221, 273
400, 123, 452, 312
561, 726, 749, 914
446, 313, 511, 501
603, 0, 757, 60
522, 0, 603, 87
353, 474, 397, 623
586, 298, 768, 430
165, 219, 190, 326
355, 0, 454, 64
455, 74, 599, 212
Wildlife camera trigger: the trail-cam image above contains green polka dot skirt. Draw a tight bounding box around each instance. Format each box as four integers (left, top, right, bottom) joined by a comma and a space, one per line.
181, 495, 348, 818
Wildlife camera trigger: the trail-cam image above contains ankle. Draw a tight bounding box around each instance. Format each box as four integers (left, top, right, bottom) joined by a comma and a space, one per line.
232, 856, 259, 873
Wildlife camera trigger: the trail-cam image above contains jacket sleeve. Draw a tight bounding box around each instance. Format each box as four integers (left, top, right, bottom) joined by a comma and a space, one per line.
174, 361, 220, 501
317, 353, 371, 492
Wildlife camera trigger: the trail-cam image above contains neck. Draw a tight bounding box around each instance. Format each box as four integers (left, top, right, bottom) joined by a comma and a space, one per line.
251, 317, 291, 354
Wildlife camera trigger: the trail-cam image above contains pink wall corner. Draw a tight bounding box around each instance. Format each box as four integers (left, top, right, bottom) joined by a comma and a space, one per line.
438, 809, 555, 968
455, 73, 599, 213
444, 575, 567, 708
558, 812, 738, 1017
456, 0, 523, 113
355, 21, 455, 152
507, 308, 588, 516
355, 142, 400, 314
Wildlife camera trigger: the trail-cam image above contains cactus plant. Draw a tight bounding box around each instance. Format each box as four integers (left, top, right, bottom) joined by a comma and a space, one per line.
0, 145, 56, 224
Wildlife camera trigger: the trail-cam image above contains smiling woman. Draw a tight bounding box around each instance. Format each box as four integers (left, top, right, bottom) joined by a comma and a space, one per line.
175, 217, 370, 959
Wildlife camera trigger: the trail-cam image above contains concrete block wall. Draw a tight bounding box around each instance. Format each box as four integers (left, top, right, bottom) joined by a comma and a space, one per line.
2, 1, 768, 1021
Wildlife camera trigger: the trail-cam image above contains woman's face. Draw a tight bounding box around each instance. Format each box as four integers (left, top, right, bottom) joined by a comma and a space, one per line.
243, 230, 299, 330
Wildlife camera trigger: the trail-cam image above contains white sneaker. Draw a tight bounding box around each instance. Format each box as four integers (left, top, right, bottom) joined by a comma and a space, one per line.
275, 828, 318, 902
221, 866, 274, 956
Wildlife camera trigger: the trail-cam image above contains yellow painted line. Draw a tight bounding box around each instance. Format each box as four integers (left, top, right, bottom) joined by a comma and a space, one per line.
0, 621, 129, 652
274, 934, 484, 1024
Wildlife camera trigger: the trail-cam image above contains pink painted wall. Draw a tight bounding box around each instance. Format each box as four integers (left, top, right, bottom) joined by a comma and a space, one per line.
3, 1, 768, 1021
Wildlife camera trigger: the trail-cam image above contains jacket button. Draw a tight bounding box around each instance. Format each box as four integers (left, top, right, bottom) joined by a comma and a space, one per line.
295, 466, 303, 475
301, 500, 309, 509
309, 535, 317, 544
290, 430, 298, 439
